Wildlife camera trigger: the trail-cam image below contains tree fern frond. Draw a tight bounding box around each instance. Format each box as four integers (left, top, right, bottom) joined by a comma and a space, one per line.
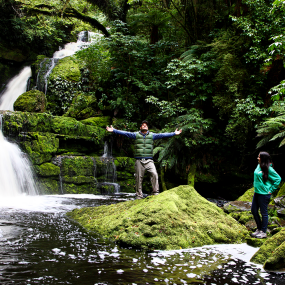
279, 137, 285, 147
270, 131, 285, 141
257, 136, 272, 149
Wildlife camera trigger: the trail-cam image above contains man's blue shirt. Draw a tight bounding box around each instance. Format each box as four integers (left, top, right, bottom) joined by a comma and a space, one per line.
113, 129, 175, 140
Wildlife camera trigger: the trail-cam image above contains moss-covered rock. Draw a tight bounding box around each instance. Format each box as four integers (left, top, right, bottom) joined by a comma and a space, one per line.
276, 182, 285, 197
64, 93, 98, 120
34, 163, 60, 177
61, 156, 95, 177
81, 116, 111, 128
236, 187, 254, 202
14, 90, 47, 113
246, 237, 266, 247
223, 201, 252, 213
21, 133, 59, 165
63, 182, 98, 194
67, 185, 249, 250
264, 241, 285, 270
250, 228, 285, 266
229, 211, 254, 224
49, 57, 80, 82
37, 177, 60, 194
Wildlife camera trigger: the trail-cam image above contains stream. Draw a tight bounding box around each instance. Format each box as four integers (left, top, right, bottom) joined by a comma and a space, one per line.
0, 194, 284, 285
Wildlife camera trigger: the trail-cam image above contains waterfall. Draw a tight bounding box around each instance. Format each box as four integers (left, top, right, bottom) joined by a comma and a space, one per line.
0, 66, 32, 111
0, 116, 38, 197
0, 68, 38, 197
97, 141, 120, 194
36, 31, 98, 94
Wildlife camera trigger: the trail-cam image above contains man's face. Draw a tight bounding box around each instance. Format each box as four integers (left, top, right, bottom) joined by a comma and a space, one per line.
140, 123, 148, 132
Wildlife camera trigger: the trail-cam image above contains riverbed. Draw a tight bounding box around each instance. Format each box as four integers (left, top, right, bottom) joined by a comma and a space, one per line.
0, 194, 284, 284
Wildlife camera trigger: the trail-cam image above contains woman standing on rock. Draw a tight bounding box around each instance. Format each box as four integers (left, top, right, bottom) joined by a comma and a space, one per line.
251, 152, 281, 239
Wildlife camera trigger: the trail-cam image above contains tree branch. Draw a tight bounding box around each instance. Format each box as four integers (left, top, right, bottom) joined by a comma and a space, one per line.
21, 3, 110, 37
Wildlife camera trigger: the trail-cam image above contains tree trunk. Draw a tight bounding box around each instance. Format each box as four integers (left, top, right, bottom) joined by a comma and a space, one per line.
160, 167, 167, 192
187, 164, 196, 187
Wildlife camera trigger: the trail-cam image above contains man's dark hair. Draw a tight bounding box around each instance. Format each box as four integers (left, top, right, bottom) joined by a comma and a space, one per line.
141, 120, 149, 127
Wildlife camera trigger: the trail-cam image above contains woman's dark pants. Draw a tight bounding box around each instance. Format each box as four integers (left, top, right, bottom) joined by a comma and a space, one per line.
251, 192, 271, 233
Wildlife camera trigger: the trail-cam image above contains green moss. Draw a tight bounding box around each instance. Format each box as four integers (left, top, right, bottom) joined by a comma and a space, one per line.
229, 211, 253, 224
61, 156, 95, 177
246, 238, 266, 247
37, 177, 60, 194
264, 241, 285, 270
276, 182, 285, 197
63, 182, 98, 194
81, 116, 111, 128
67, 185, 249, 250
64, 93, 98, 120
250, 228, 285, 265
34, 163, 60, 177
236, 187, 254, 202
14, 90, 47, 113
63, 176, 95, 184
49, 56, 81, 82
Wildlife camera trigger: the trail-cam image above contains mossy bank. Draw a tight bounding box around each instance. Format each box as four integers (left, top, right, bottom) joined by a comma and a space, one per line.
67, 185, 249, 250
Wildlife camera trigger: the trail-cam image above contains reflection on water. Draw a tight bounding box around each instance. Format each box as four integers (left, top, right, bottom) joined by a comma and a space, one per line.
0, 194, 284, 284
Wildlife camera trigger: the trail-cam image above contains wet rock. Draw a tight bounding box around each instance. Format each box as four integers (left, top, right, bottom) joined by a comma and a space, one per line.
67, 185, 249, 250
223, 201, 252, 213
274, 196, 285, 208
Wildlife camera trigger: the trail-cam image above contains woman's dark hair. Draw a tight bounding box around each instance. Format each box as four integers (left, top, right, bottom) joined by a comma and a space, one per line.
259, 151, 272, 182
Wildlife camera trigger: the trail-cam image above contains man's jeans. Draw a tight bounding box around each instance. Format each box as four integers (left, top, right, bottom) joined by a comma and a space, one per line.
251, 192, 271, 233
135, 159, 159, 198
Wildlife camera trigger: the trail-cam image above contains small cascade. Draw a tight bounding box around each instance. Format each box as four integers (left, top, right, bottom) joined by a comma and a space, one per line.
36, 31, 98, 94
97, 141, 120, 194
0, 66, 32, 111
0, 115, 38, 197
36, 58, 59, 95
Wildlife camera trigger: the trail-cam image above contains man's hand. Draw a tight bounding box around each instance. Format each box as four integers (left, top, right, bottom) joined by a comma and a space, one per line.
106, 125, 114, 132
175, 128, 182, 135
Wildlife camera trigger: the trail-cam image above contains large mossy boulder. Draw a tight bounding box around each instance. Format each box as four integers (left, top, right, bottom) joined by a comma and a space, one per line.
250, 228, 285, 270
236, 187, 254, 202
67, 185, 249, 250
46, 56, 81, 115
49, 56, 80, 82
64, 92, 98, 120
14, 90, 46, 112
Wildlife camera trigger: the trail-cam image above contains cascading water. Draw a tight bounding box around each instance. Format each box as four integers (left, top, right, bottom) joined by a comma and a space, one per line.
0, 67, 37, 197
97, 141, 121, 194
0, 66, 32, 111
36, 31, 102, 94
0, 116, 38, 197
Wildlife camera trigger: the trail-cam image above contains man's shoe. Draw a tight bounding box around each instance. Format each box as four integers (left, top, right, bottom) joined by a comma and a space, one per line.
250, 229, 261, 237
255, 231, 267, 239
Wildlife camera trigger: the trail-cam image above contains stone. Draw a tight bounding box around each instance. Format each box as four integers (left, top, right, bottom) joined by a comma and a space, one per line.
250, 228, 285, 267
64, 92, 98, 120
236, 187, 254, 202
223, 201, 252, 213
14, 90, 47, 113
34, 162, 60, 177
67, 185, 249, 250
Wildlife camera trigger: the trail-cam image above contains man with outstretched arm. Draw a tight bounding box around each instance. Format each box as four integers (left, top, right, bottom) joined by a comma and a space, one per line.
106, 120, 182, 199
